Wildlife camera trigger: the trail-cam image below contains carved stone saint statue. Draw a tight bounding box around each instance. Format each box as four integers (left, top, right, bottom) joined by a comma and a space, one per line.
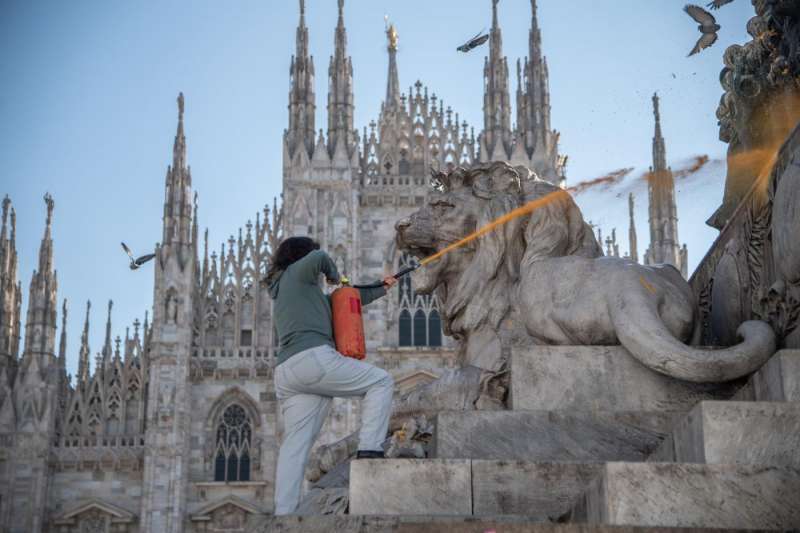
165, 292, 178, 324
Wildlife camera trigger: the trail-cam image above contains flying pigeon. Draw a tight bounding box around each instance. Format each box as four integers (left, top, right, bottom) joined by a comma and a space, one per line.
457, 30, 490, 53
684, 4, 720, 56
706, 0, 735, 9
121, 242, 156, 270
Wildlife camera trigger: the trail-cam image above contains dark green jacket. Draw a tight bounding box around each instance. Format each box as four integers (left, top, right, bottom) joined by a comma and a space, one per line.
268, 250, 386, 366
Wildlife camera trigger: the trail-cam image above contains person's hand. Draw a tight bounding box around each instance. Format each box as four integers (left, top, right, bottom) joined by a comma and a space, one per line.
382, 276, 398, 289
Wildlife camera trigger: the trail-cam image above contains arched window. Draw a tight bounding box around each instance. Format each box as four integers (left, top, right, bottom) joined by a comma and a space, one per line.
413, 310, 427, 347
395, 253, 444, 348
398, 158, 410, 175
399, 310, 412, 347
214, 405, 252, 482
428, 311, 442, 347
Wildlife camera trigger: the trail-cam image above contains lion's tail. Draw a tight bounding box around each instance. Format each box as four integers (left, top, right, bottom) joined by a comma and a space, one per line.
609, 295, 776, 383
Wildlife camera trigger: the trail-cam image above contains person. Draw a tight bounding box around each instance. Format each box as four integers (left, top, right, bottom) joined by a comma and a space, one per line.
266, 236, 397, 515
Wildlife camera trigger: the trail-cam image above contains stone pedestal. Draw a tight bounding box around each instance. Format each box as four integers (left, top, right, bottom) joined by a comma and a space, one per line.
349, 460, 471, 516
434, 410, 677, 462
651, 401, 800, 467
472, 460, 601, 519
510, 346, 741, 412
733, 349, 800, 402
572, 462, 800, 530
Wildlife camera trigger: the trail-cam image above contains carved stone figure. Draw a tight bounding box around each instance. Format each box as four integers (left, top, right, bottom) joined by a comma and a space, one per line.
396, 162, 776, 384
165, 291, 178, 324
709, 0, 800, 228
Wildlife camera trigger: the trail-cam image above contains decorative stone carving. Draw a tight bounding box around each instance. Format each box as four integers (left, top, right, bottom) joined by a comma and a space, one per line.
692, 120, 800, 350
78, 510, 108, 533
396, 162, 776, 385
709, 0, 800, 228
51, 498, 135, 533
165, 289, 178, 325
189, 495, 265, 533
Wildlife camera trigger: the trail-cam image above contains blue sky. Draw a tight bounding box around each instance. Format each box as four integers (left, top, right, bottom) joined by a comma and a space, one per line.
0, 0, 756, 377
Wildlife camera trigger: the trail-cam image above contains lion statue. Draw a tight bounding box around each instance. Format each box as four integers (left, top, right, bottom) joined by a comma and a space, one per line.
395, 161, 776, 384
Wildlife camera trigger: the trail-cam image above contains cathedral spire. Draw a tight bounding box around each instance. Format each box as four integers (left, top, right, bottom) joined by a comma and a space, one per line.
652, 92, 667, 172
22, 194, 58, 366
628, 193, 639, 263
78, 300, 90, 385
0, 195, 9, 251
0, 195, 21, 365
287, 0, 316, 159
101, 300, 113, 365
58, 299, 67, 371
644, 94, 686, 278
516, 0, 554, 172
482, 0, 512, 160
384, 16, 401, 111
161, 93, 194, 265
327, 0, 355, 158
173, 93, 186, 172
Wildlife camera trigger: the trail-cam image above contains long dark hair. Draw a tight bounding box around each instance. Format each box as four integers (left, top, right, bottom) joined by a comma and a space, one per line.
266, 236, 320, 282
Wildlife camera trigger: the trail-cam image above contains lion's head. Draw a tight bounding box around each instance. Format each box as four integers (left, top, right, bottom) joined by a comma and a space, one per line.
396, 162, 600, 360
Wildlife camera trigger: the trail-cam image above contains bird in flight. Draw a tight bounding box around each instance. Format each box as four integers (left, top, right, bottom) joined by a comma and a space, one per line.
121, 242, 156, 270
684, 4, 721, 56
706, 0, 735, 9
457, 30, 490, 53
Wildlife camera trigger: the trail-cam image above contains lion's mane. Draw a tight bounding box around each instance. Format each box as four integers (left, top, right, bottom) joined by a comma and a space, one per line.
432, 162, 601, 342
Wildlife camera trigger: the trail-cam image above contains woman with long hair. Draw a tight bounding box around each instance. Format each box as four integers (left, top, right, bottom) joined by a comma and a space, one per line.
266, 236, 397, 515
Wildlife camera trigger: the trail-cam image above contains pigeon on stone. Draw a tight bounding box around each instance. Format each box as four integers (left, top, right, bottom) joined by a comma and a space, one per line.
706, 0, 735, 9
684, 4, 721, 56
121, 242, 156, 270
457, 30, 489, 53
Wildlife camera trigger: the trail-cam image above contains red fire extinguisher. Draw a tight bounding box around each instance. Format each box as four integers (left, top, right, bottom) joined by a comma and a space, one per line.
331, 284, 366, 360
330, 263, 420, 360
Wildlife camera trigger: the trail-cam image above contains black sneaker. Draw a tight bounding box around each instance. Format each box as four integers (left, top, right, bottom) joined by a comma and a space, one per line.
356, 450, 384, 459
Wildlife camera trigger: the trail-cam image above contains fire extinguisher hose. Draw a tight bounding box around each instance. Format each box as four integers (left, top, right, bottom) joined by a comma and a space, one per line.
350, 262, 420, 289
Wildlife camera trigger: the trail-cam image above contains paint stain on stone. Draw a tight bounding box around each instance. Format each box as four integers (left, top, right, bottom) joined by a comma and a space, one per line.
639, 276, 657, 295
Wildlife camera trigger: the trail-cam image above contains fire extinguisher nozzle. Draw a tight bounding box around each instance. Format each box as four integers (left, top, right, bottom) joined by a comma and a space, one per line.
393, 262, 420, 279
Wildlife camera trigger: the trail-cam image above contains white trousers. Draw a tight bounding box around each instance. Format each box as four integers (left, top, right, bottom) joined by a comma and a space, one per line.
273, 344, 394, 515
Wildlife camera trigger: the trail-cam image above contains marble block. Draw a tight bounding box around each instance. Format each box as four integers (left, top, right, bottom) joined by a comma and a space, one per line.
574, 462, 800, 529
252, 515, 734, 532
651, 401, 800, 467
434, 410, 677, 462
734, 349, 800, 401
510, 346, 741, 412
349, 459, 471, 516
471, 460, 602, 519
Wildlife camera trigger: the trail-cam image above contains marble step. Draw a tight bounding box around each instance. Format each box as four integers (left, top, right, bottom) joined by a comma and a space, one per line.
734, 349, 799, 402
570, 462, 800, 530
433, 410, 679, 462
510, 346, 742, 412
253, 515, 742, 532
349, 459, 595, 520
650, 401, 800, 467
349, 459, 471, 516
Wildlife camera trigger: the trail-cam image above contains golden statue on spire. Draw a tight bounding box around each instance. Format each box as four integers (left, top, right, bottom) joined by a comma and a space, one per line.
385, 15, 398, 51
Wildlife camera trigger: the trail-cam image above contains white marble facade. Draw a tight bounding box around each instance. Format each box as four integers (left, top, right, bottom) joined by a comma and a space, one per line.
0, 1, 566, 531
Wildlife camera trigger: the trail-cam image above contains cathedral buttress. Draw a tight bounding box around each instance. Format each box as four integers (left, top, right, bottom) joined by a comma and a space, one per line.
140, 93, 196, 533
6, 195, 61, 533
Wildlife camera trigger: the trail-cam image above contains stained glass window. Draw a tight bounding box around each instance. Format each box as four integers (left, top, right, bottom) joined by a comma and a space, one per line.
214, 404, 252, 482
396, 253, 443, 348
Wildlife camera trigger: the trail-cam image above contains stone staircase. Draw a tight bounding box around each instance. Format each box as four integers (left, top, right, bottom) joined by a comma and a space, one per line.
348, 346, 800, 530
